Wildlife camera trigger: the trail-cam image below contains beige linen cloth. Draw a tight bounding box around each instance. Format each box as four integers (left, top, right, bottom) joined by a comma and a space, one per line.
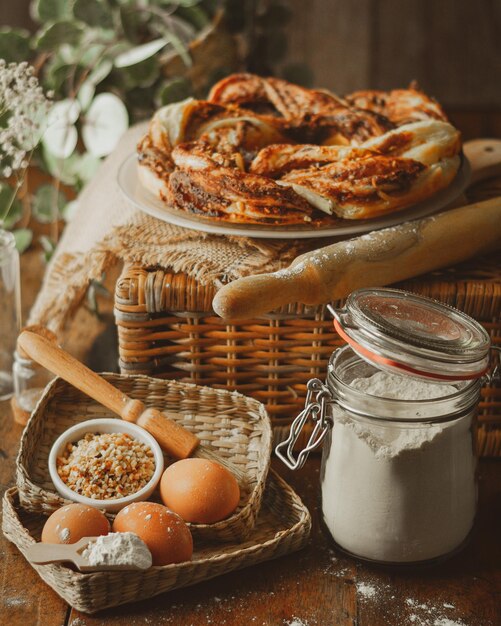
29, 124, 312, 332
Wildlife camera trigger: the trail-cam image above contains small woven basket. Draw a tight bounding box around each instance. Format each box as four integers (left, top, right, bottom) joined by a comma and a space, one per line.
3, 470, 311, 613
15, 374, 273, 543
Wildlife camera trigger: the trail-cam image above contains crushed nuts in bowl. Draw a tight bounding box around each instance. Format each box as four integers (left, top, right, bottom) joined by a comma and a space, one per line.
57, 432, 156, 499
48, 419, 164, 512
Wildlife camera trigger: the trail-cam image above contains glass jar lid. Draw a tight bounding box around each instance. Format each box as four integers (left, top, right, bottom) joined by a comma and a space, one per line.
329, 288, 490, 382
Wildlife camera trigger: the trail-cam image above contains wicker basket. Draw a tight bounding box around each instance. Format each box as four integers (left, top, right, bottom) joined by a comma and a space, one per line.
3, 470, 311, 613
15, 374, 273, 542
114, 253, 501, 457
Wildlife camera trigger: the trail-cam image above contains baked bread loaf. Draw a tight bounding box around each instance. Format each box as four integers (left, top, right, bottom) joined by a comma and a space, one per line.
137, 74, 461, 225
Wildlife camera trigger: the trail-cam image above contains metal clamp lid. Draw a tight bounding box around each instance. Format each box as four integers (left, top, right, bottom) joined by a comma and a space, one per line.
327, 288, 491, 382
275, 378, 333, 470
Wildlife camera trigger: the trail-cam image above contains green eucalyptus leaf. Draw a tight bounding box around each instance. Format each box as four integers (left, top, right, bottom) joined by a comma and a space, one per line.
88, 58, 114, 85
32, 183, 67, 223
36, 21, 84, 51
58, 43, 78, 63
164, 31, 192, 68
0, 28, 31, 63
119, 6, 146, 44
13, 229, 33, 254
120, 55, 160, 88
156, 77, 192, 106
171, 0, 204, 6
82, 93, 129, 157
31, 0, 74, 22
77, 80, 96, 110
78, 43, 107, 67
114, 38, 167, 68
42, 148, 79, 185
166, 14, 196, 43
73, 152, 101, 182
73, 0, 113, 28
44, 60, 74, 92
42, 149, 101, 187
175, 6, 210, 30
0, 183, 23, 229
39, 235, 56, 262
42, 99, 80, 158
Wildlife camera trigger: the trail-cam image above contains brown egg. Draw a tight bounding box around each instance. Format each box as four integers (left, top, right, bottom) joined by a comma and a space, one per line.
41, 503, 110, 544
160, 458, 240, 524
112, 502, 193, 566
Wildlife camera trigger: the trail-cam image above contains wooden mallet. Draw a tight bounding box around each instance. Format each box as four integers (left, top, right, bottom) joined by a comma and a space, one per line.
17, 330, 200, 459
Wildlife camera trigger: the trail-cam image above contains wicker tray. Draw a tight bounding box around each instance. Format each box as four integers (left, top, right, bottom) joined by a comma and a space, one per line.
114, 254, 501, 457
15, 374, 273, 543
3, 470, 311, 613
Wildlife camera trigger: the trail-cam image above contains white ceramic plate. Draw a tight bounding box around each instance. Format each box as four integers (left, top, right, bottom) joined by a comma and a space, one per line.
117, 153, 471, 240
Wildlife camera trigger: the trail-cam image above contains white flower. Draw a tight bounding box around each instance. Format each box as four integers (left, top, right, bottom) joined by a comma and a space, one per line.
0, 60, 51, 177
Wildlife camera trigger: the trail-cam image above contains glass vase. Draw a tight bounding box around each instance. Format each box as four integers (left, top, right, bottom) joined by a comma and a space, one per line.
0, 229, 21, 399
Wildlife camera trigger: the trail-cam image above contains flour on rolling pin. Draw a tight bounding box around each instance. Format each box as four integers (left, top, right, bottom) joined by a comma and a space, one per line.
303, 220, 424, 270
213, 198, 501, 319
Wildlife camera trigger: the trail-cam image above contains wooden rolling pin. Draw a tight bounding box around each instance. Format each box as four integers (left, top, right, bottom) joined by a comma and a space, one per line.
213, 139, 501, 320
17, 331, 200, 459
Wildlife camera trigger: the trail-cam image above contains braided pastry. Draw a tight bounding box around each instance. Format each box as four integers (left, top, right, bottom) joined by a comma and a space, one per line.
137, 74, 461, 225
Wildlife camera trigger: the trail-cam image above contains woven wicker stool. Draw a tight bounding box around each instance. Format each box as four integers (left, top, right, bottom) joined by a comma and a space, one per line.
114, 253, 501, 457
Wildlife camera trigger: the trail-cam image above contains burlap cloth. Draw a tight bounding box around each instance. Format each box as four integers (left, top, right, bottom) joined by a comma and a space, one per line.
29, 124, 316, 332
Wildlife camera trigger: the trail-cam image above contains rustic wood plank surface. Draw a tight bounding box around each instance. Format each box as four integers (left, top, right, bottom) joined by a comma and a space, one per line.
285, 0, 501, 108
1, 407, 500, 626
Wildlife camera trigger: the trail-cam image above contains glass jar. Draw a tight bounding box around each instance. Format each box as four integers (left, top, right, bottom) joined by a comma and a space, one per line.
276, 288, 493, 565
12, 326, 57, 419
0, 229, 21, 400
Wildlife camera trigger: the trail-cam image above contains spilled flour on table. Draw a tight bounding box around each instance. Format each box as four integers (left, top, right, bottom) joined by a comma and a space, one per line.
349, 577, 486, 626
356, 582, 377, 599
285, 619, 309, 626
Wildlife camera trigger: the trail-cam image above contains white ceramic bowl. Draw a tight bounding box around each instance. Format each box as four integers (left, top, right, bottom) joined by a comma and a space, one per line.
48, 418, 164, 512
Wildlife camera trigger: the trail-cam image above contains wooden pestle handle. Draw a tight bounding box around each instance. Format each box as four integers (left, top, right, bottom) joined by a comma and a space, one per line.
17, 331, 199, 459
213, 139, 501, 320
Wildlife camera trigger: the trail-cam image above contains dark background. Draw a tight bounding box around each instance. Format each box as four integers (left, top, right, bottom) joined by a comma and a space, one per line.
3, 0, 501, 136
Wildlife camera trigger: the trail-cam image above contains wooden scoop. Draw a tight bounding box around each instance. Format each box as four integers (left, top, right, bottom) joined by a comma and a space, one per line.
25, 537, 151, 572
17, 331, 199, 459
213, 139, 501, 320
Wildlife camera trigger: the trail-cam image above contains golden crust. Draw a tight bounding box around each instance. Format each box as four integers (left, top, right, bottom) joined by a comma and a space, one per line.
138, 74, 461, 225
280, 154, 459, 220
345, 87, 448, 126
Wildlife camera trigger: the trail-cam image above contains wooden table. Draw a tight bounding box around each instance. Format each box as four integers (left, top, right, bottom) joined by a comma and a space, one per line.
1, 242, 500, 626
1, 408, 500, 626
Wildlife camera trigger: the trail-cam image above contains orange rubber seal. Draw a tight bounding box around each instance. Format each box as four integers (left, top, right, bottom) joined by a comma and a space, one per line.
333, 319, 486, 382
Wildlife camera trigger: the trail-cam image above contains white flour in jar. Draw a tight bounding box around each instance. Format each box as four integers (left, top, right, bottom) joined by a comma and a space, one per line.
321, 370, 477, 563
